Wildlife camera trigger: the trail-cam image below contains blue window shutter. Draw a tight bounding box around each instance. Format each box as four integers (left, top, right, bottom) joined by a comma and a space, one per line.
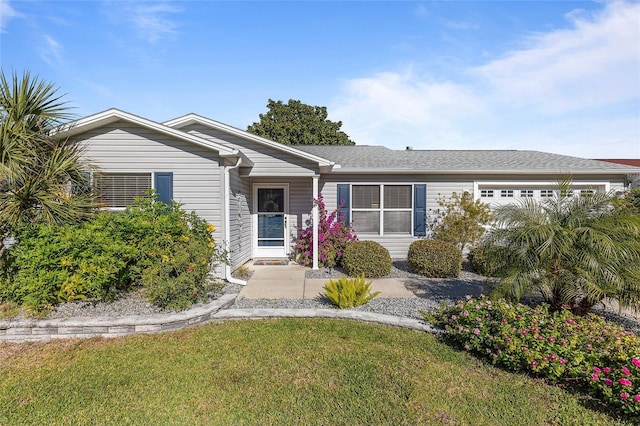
154, 172, 173, 205
337, 184, 350, 225
413, 184, 426, 236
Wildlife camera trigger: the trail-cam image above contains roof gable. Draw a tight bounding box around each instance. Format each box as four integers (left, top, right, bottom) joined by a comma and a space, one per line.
164, 113, 334, 168
57, 109, 239, 157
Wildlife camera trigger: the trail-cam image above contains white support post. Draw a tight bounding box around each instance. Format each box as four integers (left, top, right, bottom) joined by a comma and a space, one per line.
312, 175, 319, 270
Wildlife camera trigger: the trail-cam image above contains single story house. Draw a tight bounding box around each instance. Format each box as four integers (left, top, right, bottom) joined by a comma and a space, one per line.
58, 108, 640, 283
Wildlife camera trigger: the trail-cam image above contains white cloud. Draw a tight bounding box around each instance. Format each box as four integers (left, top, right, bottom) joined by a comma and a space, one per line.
40, 34, 64, 67
104, 1, 182, 43
331, 1, 640, 158
0, 0, 20, 32
472, 0, 640, 113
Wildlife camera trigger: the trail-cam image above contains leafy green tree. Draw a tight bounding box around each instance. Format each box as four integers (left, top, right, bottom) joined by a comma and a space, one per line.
247, 99, 355, 145
431, 191, 493, 252
0, 70, 96, 254
481, 184, 640, 315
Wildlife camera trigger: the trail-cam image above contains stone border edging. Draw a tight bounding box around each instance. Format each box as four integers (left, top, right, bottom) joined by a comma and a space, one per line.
0, 294, 442, 343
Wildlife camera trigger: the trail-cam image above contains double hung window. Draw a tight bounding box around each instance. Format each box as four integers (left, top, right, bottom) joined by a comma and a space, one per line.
351, 185, 412, 235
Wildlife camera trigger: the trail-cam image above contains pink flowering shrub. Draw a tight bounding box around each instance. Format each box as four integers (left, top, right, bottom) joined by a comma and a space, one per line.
423, 296, 640, 417
295, 195, 357, 268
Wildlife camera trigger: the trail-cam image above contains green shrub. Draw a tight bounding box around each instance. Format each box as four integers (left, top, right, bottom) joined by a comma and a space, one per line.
467, 245, 505, 277
323, 275, 380, 309
0, 223, 136, 311
341, 240, 392, 278
0, 194, 229, 312
407, 239, 461, 278
423, 296, 640, 418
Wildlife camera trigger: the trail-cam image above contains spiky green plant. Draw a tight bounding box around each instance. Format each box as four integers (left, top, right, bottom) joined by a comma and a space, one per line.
481, 181, 640, 315
0, 70, 97, 255
323, 275, 380, 309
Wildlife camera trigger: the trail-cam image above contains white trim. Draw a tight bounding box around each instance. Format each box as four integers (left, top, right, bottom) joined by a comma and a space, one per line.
57, 109, 239, 157
312, 175, 319, 270
252, 183, 290, 258
164, 113, 335, 167
349, 183, 416, 237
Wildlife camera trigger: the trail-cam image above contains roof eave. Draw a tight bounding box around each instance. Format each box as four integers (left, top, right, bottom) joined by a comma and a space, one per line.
56, 108, 239, 157
164, 113, 335, 167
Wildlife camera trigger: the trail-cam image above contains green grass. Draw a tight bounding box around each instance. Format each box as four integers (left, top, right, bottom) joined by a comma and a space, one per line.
0, 319, 630, 425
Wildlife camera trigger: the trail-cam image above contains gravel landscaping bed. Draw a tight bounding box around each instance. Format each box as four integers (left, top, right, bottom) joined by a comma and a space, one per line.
13, 263, 640, 336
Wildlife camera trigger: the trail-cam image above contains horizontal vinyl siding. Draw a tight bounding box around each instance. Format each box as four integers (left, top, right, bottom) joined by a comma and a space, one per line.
182, 124, 319, 177
76, 122, 224, 239
229, 169, 251, 268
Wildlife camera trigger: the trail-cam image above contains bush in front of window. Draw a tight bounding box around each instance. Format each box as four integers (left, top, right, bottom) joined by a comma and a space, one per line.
0, 194, 229, 313
467, 245, 506, 277
295, 195, 358, 268
0, 222, 137, 312
407, 240, 462, 278
341, 240, 392, 278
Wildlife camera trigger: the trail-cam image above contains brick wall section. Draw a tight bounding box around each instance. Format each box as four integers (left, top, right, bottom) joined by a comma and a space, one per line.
0, 294, 237, 343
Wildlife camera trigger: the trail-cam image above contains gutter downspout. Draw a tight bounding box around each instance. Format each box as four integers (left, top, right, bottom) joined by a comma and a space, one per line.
223, 157, 247, 285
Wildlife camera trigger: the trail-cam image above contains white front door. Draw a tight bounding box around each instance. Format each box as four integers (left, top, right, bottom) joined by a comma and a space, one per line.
253, 185, 288, 258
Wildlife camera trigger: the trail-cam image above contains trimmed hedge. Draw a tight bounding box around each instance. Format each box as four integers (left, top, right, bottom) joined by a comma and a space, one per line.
408, 239, 461, 278
341, 240, 392, 278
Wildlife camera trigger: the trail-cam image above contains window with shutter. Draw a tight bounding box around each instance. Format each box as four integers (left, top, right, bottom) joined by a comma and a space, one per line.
96, 173, 152, 208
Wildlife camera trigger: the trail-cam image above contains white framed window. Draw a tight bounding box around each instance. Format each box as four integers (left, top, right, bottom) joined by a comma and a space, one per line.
351, 184, 412, 235
561, 189, 574, 197
540, 190, 554, 198
580, 189, 595, 197
501, 189, 514, 198
480, 189, 494, 198
95, 173, 152, 208
520, 189, 534, 197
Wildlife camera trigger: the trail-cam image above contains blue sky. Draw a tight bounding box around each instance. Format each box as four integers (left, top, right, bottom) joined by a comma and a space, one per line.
2, 0, 639, 158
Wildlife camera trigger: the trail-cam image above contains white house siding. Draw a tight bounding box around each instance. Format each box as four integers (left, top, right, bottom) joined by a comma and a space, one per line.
179, 124, 320, 177
228, 168, 252, 269
75, 120, 224, 239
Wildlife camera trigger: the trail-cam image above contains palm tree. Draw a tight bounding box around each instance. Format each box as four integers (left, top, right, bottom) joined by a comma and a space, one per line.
482, 183, 640, 315
0, 71, 97, 253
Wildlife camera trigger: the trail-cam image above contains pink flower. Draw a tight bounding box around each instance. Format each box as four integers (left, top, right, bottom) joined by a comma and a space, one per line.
531, 361, 538, 367
559, 359, 567, 365
621, 393, 629, 399
542, 357, 549, 362
604, 379, 613, 386
591, 374, 599, 381
473, 328, 480, 335
593, 367, 602, 373
619, 378, 632, 386
521, 330, 528, 335
550, 354, 557, 361
634, 395, 640, 403
548, 337, 555, 343
633, 358, 640, 368
622, 367, 631, 376
602, 367, 611, 373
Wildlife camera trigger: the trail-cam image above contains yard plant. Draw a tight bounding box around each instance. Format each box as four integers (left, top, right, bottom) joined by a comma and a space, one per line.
424, 295, 640, 417
341, 240, 392, 278
0, 71, 97, 256
323, 275, 380, 308
0, 194, 227, 312
479, 183, 640, 315
408, 239, 462, 278
431, 191, 492, 251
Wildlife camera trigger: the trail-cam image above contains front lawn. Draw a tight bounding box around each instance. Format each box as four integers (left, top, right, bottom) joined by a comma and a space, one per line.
0, 319, 629, 425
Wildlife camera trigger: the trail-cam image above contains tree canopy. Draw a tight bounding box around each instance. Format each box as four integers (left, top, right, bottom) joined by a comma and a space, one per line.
247, 99, 355, 145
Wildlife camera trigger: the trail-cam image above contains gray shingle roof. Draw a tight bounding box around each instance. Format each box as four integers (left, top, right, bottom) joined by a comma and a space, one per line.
294, 145, 640, 174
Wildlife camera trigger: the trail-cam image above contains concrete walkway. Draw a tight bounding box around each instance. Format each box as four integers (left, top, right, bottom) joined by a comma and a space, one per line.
238, 263, 416, 300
